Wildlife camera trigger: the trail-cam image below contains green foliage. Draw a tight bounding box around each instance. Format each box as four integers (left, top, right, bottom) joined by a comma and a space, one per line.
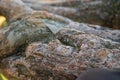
0, 72, 19, 80
103, 0, 120, 27
0, 73, 8, 80
2, 21, 8, 27
105, 0, 120, 14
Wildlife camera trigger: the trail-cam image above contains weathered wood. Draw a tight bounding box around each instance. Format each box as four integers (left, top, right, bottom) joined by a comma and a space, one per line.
0, 0, 120, 58
0, 0, 32, 21
0, 0, 72, 57
0, 0, 120, 80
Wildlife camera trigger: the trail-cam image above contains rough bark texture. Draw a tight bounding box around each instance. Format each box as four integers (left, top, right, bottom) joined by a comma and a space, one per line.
0, 0, 120, 80
21, 0, 120, 29
2, 29, 120, 80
